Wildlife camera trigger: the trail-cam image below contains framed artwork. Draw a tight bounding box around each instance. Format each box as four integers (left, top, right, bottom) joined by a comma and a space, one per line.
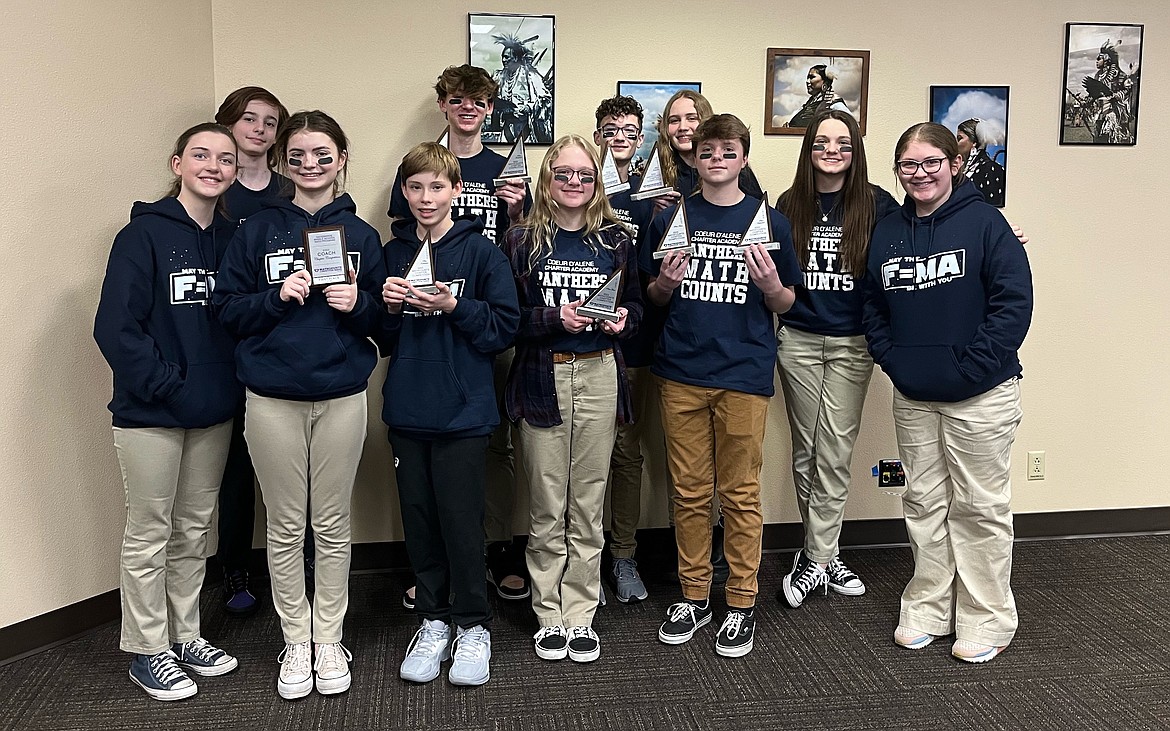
765, 48, 869, 135
1061, 22, 1143, 145
930, 85, 1009, 208
468, 13, 555, 145
616, 81, 701, 167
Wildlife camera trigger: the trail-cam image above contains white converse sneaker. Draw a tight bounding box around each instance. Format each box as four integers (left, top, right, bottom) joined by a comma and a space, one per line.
313, 642, 353, 695
277, 642, 313, 700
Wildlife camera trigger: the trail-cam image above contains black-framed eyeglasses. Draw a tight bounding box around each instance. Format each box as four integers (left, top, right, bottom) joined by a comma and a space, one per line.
599, 125, 640, 141
552, 167, 597, 184
895, 157, 946, 175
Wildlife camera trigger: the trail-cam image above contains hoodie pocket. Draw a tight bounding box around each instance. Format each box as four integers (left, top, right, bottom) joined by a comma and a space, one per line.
885, 344, 976, 401
386, 357, 469, 431
251, 325, 348, 394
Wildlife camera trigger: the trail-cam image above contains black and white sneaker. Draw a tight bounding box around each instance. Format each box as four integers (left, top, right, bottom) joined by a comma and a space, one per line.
567, 626, 600, 663
780, 550, 827, 608
715, 608, 755, 657
171, 637, 238, 676
658, 599, 713, 645
534, 625, 568, 661
826, 556, 866, 596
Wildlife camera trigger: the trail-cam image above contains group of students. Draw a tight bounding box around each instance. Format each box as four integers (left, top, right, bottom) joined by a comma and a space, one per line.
93, 62, 1032, 702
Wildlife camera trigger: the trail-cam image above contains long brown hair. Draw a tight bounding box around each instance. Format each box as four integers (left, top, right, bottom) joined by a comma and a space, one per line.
165, 122, 236, 199
275, 110, 350, 197
776, 110, 874, 276
655, 90, 713, 190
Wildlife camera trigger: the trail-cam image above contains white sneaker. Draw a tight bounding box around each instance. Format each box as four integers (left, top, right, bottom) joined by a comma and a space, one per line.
314, 642, 352, 695
277, 642, 313, 700
448, 625, 491, 686
399, 619, 451, 683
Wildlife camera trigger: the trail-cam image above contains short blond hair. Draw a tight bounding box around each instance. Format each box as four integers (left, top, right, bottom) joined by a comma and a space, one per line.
400, 142, 462, 186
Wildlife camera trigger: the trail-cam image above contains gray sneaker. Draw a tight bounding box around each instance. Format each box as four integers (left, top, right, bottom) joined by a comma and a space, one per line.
448, 625, 491, 686
612, 558, 649, 603
399, 619, 451, 683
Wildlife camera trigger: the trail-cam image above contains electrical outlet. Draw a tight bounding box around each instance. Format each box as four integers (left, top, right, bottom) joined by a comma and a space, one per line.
1027, 451, 1045, 481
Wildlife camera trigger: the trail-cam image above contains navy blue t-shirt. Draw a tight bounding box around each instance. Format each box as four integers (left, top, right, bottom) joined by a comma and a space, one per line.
535, 228, 617, 355
223, 172, 290, 224
779, 185, 900, 336
388, 146, 532, 245
641, 195, 801, 396
608, 173, 658, 367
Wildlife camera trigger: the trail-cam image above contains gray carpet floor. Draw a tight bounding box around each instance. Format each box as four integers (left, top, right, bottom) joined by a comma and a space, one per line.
1, 535, 1168, 730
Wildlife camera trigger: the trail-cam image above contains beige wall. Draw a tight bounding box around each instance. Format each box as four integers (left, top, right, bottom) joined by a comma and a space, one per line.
2, 0, 1167, 630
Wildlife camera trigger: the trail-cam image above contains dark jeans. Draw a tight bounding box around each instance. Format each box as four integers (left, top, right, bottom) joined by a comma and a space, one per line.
388, 430, 491, 629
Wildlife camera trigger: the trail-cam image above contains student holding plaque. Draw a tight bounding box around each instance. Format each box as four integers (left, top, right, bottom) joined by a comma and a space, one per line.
386, 64, 533, 609
641, 115, 800, 658
503, 135, 642, 664
214, 111, 387, 699
379, 142, 520, 686
94, 123, 242, 701
212, 85, 292, 618
772, 110, 900, 610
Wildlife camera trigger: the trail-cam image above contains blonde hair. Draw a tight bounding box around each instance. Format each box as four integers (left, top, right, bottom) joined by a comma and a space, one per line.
400, 141, 462, 185
518, 135, 623, 274
655, 90, 714, 190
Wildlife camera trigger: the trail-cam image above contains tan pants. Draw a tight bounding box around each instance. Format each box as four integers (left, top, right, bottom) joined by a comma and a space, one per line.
608, 365, 653, 558
520, 353, 617, 628
893, 378, 1022, 646
658, 378, 767, 609
245, 390, 366, 644
114, 421, 232, 654
485, 347, 520, 543
776, 326, 873, 563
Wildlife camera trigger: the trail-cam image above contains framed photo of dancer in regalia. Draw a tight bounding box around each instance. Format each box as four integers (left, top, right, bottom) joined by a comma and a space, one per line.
468, 13, 555, 145
931, 85, 1009, 208
764, 48, 869, 136
1060, 22, 1143, 146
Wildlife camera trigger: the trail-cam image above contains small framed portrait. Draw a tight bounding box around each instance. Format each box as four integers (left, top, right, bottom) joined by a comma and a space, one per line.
930, 85, 1009, 207
468, 12, 555, 145
1060, 22, 1143, 145
616, 81, 702, 168
765, 48, 869, 136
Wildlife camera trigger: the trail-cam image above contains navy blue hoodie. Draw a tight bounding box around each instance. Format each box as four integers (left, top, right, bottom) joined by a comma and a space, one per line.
380, 217, 520, 438
863, 180, 1032, 402
94, 197, 240, 428
213, 194, 387, 401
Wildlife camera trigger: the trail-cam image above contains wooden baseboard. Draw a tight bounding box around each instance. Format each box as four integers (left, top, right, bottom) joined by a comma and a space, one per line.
3, 506, 1165, 665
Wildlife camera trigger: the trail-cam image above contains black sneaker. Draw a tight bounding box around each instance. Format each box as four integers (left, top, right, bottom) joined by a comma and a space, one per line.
487, 541, 530, 600
658, 599, 713, 645
779, 550, 827, 608
567, 626, 600, 663
715, 608, 755, 657
223, 569, 257, 616
826, 556, 866, 596
534, 625, 568, 661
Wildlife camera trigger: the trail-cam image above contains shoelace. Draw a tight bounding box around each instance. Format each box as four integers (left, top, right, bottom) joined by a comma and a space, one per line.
183, 637, 219, 663
827, 557, 858, 582
408, 623, 449, 656
568, 626, 595, 643
453, 627, 489, 661
666, 601, 701, 623
149, 652, 187, 685
278, 642, 312, 676
793, 563, 828, 595
226, 571, 249, 594
533, 625, 566, 642
314, 643, 352, 676
614, 559, 638, 582
720, 611, 746, 637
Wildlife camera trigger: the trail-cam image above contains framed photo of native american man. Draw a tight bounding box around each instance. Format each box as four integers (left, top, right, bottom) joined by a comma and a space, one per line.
468, 13, 555, 145
764, 48, 869, 136
931, 85, 1009, 208
1061, 22, 1143, 146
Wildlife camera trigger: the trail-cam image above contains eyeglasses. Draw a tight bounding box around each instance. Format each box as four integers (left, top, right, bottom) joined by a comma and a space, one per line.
446, 96, 489, 110
895, 157, 947, 175
551, 167, 597, 184
599, 125, 641, 141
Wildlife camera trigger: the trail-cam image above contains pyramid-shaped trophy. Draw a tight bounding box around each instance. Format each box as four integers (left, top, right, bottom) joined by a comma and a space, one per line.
652, 203, 694, 259
436, 129, 450, 148
600, 144, 629, 196
577, 269, 623, 322
492, 134, 531, 186
734, 195, 782, 253
631, 146, 672, 200
405, 235, 439, 295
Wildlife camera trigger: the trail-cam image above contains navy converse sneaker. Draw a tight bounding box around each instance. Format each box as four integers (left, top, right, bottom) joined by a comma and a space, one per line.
129, 651, 197, 701
826, 556, 866, 596
171, 638, 238, 676
223, 569, 257, 616
658, 599, 713, 645
715, 608, 756, 657
780, 550, 828, 608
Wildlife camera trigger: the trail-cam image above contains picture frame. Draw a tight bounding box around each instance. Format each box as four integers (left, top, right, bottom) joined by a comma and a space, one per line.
765, 48, 869, 136
1060, 22, 1143, 145
930, 85, 1009, 208
616, 81, 702, 168
468, 12, 555, 145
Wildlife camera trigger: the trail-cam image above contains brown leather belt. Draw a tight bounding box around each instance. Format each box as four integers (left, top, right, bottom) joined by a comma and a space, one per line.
552, 348, 613, 364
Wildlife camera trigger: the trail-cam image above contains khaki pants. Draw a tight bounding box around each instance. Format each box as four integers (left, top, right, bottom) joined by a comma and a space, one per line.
893, 378, 1022, 646
485, 347, 520, 543
520, 352, 617, 628
245, 390, 366, 644
658, 378, 767, 609
776, 326, 873, 563
608, 365, 653, 558
114, 421, 232, 654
